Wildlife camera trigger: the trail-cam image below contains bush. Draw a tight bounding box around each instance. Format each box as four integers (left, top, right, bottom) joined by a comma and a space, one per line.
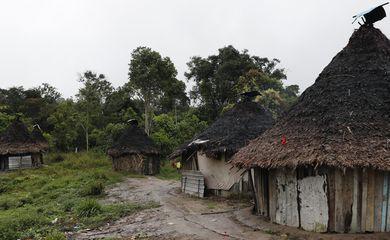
45, 229, 66, 240
0, 224, 19, 240
80, 181, 104, 196
48, 154, 65, 163
76, 199, 102, 218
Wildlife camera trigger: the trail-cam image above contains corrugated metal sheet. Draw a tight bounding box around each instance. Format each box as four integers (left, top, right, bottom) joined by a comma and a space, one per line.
181, 170, 205, 198
8, 155, 32, 170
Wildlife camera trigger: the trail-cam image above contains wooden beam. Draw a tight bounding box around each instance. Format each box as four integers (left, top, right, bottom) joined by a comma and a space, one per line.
327, 169, 336, 232
374, 172, 384, 232
361, 168, 368, 232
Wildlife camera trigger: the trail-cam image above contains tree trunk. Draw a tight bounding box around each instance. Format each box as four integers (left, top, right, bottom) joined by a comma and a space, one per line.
144, 95, 150, 136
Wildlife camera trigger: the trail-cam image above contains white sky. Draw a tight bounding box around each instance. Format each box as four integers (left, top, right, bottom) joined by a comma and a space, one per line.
0, 0, 389, 97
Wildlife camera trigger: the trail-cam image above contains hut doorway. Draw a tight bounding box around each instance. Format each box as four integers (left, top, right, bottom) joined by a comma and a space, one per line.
0, 156, 7, 171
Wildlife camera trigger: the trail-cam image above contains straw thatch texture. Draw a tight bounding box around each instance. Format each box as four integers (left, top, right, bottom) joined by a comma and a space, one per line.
0, 119, 44, 155
170, 101, 274, 159
231, 26, 390, 170
107, 124, 159, 158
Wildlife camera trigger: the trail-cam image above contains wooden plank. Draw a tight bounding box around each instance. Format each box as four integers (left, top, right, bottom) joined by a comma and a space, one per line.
253, 168, 261, 215
334, 169, 344, 232
361, 168, 368, 232
386, 173, 390, 232
351, 169, 360, 233
365, 169, 375, 232
381, 172, 388, 232
275, 169, 299, 227
258, 169, 265, 215
374, 172, 384, 232
327, 169, 336, 232
268, 169, 277, 222
342, 169, 354, 233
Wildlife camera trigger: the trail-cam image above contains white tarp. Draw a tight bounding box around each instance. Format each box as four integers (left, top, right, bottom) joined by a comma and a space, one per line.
197, 152, 245, 190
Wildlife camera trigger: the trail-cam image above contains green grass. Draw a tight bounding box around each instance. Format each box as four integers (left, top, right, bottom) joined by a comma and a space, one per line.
0, 151, 158, 240
156, 163, 180, 180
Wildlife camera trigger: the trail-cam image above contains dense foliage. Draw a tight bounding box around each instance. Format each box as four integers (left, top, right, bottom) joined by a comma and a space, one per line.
0, 46, 299, 155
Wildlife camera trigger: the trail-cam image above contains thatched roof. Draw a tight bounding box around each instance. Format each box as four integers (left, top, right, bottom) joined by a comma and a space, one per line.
31, 126, 49, 151
0, 119, 45, 155
170, 101, 274, 159
231, 25, 390, 171
107, 124, 159, 158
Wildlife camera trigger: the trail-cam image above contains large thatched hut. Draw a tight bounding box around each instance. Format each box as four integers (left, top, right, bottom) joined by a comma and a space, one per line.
170, 99, 274, 196
107, 121, 160, 175
0, 119, 47, 171
231, 25, 390, 233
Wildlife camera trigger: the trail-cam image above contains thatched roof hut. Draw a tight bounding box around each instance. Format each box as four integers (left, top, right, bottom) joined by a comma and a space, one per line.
0, 119, 44, 156
170, 101, 274, 160
231, 25, 390, 233
0, 119, 47, 171
171, 100, 274, 196
232, 25, 390, 170
107, 122, 160, 175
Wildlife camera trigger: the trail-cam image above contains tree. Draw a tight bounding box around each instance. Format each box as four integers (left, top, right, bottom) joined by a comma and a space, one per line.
47, 100, 79, 151
186, 45, 288, 121
76, 71, 114, 151
128, 46, 188, 135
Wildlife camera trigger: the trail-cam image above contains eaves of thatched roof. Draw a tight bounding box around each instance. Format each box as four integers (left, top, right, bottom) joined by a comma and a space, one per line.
170, 101, 274, 159
0, 119, 45, 155
107, 124, 159, 158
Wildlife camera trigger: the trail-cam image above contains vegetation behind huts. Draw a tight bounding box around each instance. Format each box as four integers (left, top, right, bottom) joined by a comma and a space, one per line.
0, 46, 298, 157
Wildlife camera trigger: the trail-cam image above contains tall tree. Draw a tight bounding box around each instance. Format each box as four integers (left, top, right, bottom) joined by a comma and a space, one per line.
185, 45, 288, 121
76, 71, 114, 151
128, 46, 188, 135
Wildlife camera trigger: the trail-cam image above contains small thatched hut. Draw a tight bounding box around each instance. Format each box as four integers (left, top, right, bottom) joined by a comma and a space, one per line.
170, 100, 274, 196
0, 119, 47, 171
231, 25, 390, 233
107, 121, 160, 175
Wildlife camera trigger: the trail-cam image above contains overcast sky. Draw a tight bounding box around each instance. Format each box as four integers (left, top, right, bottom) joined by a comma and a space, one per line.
1, 0, 389, 98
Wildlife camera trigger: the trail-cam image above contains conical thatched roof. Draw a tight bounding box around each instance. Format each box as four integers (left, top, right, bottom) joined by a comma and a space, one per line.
31, 126, 49, 151
107, 124, 159, 158
231, 25, 390, 170
170, 101, 274, 159
0, 119, 44, 155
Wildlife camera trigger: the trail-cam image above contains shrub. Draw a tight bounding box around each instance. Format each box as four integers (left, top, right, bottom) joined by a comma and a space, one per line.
0, 224, 19, 240
76, 199, 102, 218
45, 229, 66, 240
80, 181, 104, 196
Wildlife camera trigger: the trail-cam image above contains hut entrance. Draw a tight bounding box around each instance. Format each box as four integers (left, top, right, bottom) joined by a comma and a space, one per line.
0, 156, 8, 171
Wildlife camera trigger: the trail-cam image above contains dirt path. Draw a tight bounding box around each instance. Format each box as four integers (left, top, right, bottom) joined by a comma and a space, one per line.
73, 177, 274, 240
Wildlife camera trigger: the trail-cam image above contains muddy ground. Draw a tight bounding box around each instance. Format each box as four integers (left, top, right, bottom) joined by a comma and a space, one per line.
72, 177, 390, 240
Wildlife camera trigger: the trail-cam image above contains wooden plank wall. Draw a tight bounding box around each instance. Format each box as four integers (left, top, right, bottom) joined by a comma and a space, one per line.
253, 168, 269, 216
329, 168, 390, 233
253, 167, 390, 233
268, 169, 277, 222
274, 169, 299, 227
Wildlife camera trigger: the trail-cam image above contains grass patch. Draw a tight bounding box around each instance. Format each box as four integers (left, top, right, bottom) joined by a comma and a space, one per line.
156, 163, 180, 180
0, 151, 157, 239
